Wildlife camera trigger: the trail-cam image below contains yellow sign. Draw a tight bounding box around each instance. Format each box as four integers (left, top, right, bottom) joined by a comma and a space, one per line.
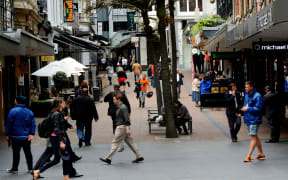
64, 0, 73, 22
41, 56, 55, 62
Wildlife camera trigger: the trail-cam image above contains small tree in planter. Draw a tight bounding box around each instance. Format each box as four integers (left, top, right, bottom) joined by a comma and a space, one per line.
53, 71, 69, 94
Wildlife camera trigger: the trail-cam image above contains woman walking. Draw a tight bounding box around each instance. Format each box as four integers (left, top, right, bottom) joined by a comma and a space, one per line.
192, 74, 201, 107
33, 99, 76, 180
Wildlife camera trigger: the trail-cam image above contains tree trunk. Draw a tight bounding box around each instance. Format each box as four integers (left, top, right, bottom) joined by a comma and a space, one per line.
156, 0, 178, 138
169, 0, 178, 103
142, 10, 163, 114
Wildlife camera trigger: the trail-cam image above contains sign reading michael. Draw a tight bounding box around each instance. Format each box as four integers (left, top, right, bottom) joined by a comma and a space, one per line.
253, 42, 288, 52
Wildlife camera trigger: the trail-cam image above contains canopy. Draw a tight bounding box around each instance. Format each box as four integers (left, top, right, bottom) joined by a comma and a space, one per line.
31, 57, 87, 77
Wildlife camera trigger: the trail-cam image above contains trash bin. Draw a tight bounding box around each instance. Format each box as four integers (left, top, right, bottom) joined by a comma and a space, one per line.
93, 87, 100, 101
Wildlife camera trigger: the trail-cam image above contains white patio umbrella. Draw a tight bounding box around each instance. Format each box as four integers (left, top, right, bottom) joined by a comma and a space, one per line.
31, 59, 85, 77
58, 57, 88, 70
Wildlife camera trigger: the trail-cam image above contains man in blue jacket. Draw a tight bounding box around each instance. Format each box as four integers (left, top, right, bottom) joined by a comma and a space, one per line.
200, 76, 211, 94
241, 81, 265, 162
5, 96, 36, 173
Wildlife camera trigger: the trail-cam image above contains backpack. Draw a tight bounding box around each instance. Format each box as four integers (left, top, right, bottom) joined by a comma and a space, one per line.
38, 115, 54, 138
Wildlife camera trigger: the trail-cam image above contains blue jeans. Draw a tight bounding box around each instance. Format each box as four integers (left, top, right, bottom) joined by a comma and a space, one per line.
151, 76, 156, 88
77, 122, 92, 145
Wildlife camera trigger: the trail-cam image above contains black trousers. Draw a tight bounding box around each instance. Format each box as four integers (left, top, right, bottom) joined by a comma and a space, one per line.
33, 135, 76, 176
11, 139, 33, 170
175, 118, 188, 134
268, 118, 280, 141
226, 113, 241, 139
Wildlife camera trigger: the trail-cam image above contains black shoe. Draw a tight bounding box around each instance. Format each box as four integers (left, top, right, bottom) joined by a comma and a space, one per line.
232, 138, 237, 142
69, 173, 84, 178
132, 157, 144, 163
78, 139, 83, 148
100, 157, 111, 164
6, 169, 18, 174
182, 132, 189, 135
30, 172, 44, 178
265, 139, 279, 143
71, 156, 82, 163
85, 142, 91, 147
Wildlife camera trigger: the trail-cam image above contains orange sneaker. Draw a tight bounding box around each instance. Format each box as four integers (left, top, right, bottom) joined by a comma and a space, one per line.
252, 154, 265, 160
243, 156, 251, 162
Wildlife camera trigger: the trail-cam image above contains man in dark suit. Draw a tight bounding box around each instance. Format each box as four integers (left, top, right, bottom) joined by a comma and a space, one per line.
70, 88, 99, 147
263, 86, 280, 143
225, 83, 243, 142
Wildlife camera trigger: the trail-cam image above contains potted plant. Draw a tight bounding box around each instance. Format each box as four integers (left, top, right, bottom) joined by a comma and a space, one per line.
53, 71, 69, 95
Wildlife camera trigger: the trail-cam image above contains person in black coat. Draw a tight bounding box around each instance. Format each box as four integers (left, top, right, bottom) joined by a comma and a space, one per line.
174, 101, 192, 135
263, 86, 280, 143
225, 83, 243, 142
70, 88, 99, 147
104, 85, 131, 134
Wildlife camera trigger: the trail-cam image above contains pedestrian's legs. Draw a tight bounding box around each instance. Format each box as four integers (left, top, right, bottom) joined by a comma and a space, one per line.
84, 122, 92, 146
11, 140, 22, 170
175, 119, 182, 134
105, 126, 126, 160
227, 113, 236, 140
108, 77, 112, 85
247, 135, 257, 157
140, 91, 146, 107
124, 136, 142, 159
234, 116, 242, 139
181, 121, 188, 135
255, 135, 264, 154
177, 86, 181, 98
22, 140, 33, 170
38, 136, 61, 173
33, 147, 53, 170
77, 126, 85, 141
270, 120, 280, 141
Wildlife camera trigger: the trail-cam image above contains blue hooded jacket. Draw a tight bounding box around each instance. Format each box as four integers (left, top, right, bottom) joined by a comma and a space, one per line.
243, 89, 263, 125
5, 104, 36, 140
200, 80, 212, 94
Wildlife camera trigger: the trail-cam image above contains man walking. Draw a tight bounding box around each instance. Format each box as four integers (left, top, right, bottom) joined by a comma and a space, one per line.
100, 92, 144, 164
241, 81, 265, 162
263, 85, 280, 143
132, 60, 142, 81
70, 88, 99, 147
5, 96, 36, 173
104, 85, 130, 152
225, 83, 243, 142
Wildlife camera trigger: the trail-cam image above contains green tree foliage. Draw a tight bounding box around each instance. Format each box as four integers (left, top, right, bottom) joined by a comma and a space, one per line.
53, 72, 69, 92
191, 15, 226, 38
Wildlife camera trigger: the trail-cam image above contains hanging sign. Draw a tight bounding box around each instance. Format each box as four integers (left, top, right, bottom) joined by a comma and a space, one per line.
64, 0, 73, 22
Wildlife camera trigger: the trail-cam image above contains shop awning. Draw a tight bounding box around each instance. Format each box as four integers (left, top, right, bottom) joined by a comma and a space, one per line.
226, 0, 288, 49
0, 29, 54, 56
114, 37, 131, 49
54, 33, 103, 51
204, 24, 234, 52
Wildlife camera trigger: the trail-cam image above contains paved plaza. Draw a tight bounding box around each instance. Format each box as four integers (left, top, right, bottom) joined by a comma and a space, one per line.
1, 71, 288, 180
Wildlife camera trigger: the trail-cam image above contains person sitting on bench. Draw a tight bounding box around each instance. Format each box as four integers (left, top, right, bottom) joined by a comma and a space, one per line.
174, 101, 192, 135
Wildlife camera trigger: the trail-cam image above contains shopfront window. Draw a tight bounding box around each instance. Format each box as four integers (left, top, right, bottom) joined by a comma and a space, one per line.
180, 0, 187, 12
189, 0, 196, 11
180, 0, 202, 12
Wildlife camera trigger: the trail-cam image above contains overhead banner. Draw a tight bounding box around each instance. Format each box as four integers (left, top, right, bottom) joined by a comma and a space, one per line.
64, 0, 73, 22
127, 12, 136, 31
